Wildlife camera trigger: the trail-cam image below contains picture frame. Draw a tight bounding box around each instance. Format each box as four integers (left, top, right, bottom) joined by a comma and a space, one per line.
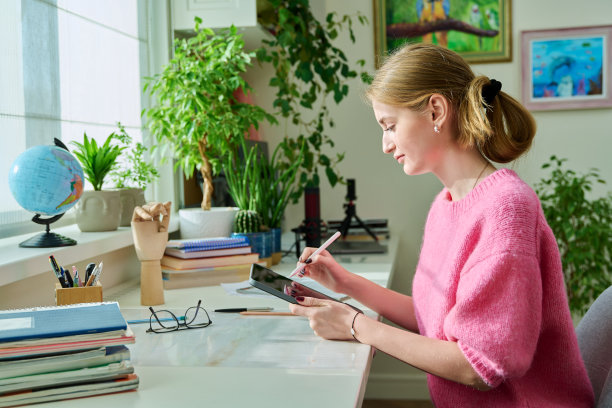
521, 25, 612, 111
373, 0, 512, 66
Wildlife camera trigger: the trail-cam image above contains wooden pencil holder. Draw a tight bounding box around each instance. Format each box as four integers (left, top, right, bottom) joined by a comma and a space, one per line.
55, 282, 103, 306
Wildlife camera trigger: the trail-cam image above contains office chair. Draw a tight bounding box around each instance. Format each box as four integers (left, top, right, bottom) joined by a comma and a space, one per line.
576, 285, 612, 408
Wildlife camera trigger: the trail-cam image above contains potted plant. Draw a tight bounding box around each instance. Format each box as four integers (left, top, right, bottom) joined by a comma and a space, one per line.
256, 1, 370, 202
535, 155, 612, 317
71, 132, 125, 231
142, 17, 276, 239
223, 139, 304, 265
110, 122, 160, 226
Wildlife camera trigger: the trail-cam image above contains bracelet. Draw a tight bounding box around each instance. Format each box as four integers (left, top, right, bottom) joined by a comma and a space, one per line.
350, 311, 362, 342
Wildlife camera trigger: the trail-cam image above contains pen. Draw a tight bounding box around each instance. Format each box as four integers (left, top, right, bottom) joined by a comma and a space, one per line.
85, 263, 96, 284
73, 266, 81, 287
289, 231, 342, 277
214, 307, 274, 313
92, 262, 103, 285
62, 266, 74, 288
49, 256, 68, 288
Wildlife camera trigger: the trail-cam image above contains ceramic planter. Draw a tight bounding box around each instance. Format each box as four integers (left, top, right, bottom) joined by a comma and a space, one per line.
178, 207, 239, 239
232, 231, 272, 267
270, 227, 282, 265
75, 190, 121, 232
118, 188, 146, 227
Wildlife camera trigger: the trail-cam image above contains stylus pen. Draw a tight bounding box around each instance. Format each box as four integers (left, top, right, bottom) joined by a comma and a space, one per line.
214, 307, 273, 313
289, 231, 342, 277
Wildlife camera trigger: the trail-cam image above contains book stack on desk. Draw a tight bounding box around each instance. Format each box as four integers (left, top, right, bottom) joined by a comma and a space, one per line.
0, 302, 138, 407
162, 236, 259, 289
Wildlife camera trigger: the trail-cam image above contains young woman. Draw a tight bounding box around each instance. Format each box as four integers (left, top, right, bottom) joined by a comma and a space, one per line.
289, 43, 594, 407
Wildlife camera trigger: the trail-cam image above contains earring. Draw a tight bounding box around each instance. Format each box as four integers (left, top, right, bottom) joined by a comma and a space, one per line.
433, 124, 440, 133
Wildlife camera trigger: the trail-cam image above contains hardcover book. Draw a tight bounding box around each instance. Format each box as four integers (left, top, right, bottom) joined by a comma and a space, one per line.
160, 253, 259, 270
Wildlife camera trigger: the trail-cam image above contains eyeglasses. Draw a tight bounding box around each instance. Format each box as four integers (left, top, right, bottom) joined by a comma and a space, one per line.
146, 299, 212, 334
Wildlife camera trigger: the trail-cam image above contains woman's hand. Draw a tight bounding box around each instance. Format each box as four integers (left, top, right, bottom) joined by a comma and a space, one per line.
295, 248, 350, 293
289, 297, 360, 341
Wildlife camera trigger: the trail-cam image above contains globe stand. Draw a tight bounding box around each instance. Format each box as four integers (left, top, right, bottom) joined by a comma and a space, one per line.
19, 213, 77, 248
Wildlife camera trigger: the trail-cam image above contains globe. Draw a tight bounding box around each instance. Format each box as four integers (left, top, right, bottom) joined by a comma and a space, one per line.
9, 145, 84, 217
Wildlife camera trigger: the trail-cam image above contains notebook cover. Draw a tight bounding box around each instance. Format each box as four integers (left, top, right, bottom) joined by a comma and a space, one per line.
0, 303, 127, 343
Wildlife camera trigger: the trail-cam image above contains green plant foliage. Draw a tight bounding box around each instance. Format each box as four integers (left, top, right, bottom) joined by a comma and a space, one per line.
234, 209, 262, 233
222, 139, 304, 229
256, 0, 370, 201
110, 122, 159, 190
142, 17, 276, 210
71, 132, 125, 191
535, 155, 612, 316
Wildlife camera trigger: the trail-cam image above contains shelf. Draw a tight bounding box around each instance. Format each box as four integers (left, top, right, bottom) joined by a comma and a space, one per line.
0, 217, 179, 287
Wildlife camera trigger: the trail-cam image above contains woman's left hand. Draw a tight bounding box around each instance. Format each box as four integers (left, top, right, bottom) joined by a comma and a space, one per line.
289, 297, 360, 341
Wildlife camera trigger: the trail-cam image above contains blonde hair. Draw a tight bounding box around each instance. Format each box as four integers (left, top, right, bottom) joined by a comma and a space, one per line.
366, 43, 536, 163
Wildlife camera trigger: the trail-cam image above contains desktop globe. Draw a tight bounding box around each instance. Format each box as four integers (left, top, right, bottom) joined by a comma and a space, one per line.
8, 143, 84, 247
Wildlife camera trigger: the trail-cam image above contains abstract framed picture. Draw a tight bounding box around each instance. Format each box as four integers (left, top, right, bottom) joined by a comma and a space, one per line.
521, 26, 612, 111
373, 0, 511, 66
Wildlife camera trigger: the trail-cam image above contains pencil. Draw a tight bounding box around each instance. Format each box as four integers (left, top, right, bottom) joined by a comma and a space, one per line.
239, 311, 295, 316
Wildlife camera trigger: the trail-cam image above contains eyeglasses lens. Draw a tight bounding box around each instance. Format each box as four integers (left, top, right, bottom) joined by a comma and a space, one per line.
150, 310, 178, 333
184, 306, 211, 328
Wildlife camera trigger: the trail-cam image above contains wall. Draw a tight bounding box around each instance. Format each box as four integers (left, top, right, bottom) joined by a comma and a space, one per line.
244, 0, 612, 399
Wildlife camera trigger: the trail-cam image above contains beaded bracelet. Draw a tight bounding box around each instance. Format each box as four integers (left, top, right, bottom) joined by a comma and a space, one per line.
350, 311, 362, 341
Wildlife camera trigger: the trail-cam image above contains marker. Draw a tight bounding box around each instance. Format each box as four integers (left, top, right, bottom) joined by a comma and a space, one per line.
73, 266, 81, 287
85, 263, 96, 284
289, 231, 342, 277
214, 307, 274, 313
62, 266, 74, 287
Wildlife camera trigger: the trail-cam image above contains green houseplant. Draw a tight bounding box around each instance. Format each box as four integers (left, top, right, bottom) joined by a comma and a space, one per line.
71, 132, 125, 231
535, 155, 612, 316
256, 0, 370, 201
142, 18, 276, 211
110, 122, 160, 226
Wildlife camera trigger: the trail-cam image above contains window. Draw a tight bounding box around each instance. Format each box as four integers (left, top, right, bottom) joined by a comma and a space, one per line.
0, 0, 150, 237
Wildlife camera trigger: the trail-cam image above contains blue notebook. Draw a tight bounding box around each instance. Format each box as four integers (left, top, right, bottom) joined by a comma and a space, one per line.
166, 236, 250, 252
0, 302, 127, 343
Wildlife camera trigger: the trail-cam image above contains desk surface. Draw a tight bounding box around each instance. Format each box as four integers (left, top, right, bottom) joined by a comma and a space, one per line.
29, 248, 395, 408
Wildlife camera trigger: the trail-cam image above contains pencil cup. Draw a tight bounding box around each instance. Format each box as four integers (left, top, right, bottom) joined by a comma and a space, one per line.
55, 282, 102, 306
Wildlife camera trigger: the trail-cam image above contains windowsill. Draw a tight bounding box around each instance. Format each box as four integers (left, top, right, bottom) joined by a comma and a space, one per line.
0, 217, 179, 287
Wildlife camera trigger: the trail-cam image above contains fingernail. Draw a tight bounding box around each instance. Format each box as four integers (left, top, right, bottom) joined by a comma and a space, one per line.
296, 296, 304, 302
305, 259, 312, 264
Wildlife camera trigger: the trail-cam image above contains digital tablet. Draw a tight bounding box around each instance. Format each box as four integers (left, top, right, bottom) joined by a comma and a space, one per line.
249, 263, 362, 313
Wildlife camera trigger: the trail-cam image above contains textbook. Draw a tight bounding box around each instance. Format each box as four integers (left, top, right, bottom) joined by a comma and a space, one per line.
162, 264, 251, 289
166, 236, 250, 252
160, 253, 259, 270
0, 360, 134, 394
0, 302, 127, 343
0, 346, 130, 380
0, 373, 139, 407
0, 327, 135, 360
164, 245, 252, 259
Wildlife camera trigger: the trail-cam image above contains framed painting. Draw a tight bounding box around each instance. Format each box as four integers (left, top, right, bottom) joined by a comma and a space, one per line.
373, 0, 511, 65
521, 25, 612, 111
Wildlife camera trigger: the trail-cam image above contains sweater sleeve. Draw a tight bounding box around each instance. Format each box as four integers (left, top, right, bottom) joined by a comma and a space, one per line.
443, 252, 543, 387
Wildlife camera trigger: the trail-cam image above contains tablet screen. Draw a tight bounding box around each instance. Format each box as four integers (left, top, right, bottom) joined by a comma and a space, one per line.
249, 263, 338, 304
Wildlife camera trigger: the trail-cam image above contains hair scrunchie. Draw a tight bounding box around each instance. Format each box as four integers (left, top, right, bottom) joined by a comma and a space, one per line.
482, 79, 502, 105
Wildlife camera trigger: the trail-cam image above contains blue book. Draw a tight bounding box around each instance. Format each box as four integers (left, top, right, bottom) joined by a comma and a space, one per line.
166, 236, 250, 252
0, 302, 127, 343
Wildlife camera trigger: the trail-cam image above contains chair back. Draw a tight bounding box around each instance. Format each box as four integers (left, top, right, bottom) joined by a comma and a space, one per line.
576, 285, 612, 408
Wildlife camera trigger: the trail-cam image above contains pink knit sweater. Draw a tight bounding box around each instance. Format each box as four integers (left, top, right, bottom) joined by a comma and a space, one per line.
413, 169, 594, 407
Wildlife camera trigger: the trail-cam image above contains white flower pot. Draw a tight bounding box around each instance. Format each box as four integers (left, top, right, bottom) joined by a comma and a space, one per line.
178, 207, 239, 239
75, 190, 122, 232
117, 188, 146, 227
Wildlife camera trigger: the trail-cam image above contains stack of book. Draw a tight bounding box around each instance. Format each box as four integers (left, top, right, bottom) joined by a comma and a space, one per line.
0, 302, 137, 407
162, 236, 260, 289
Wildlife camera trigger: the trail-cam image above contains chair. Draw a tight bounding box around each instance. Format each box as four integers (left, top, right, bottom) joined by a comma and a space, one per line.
576, 285, 612, 408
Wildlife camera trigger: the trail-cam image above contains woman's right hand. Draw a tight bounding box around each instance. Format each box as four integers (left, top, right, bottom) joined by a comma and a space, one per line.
295, 247, 350, 293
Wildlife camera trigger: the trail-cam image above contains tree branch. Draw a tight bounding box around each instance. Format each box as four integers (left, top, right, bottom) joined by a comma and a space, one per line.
387, 19, 499, 39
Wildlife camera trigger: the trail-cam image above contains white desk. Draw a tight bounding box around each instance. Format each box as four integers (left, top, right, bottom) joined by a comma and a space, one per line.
31, 248, 395, 408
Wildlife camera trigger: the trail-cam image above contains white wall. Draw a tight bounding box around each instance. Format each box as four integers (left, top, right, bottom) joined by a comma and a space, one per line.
244, 0, 612, 399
